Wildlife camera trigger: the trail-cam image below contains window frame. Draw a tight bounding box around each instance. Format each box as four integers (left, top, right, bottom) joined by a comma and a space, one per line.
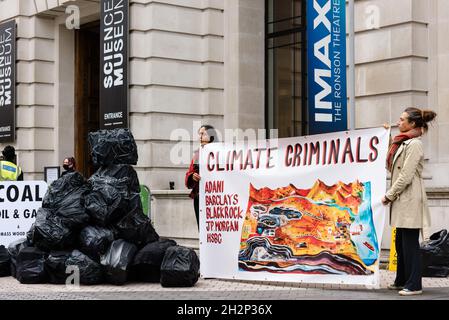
265, 0, 308, 138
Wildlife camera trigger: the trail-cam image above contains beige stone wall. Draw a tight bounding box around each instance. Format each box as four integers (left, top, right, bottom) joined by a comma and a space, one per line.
353, 0, 427, 128
353, 0, 449, 187
129, 0, 225, 191
224, 0, 265, 132
0, 1, 56, 180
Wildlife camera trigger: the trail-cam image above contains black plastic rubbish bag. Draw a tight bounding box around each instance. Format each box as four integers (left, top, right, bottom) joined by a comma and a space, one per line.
79, 226, 115, 262
88, 128, 138, 166
160, 246, 200, 287
91, 164, 140, 194
132, 239, 177, 282
8, 238, 30, 278
101, 239, 137, 285
26, 224, 35, 245
128, 192, 143, 212
42, 172, 85, 208
65, 250, 104, 285
42, 172, 90, 229
16, 247, 48, 284
85, 176, 129, 226
44, 251, 72, 284
116, 208, 159, 248
53, 185, 90, 229
33, 208, 76, 251
423, 265, 449, 278
0, 245, 11, 277
421, 229, 449, 277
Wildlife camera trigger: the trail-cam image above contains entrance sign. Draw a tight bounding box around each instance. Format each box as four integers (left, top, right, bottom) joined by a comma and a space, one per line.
100, 0, 129, 129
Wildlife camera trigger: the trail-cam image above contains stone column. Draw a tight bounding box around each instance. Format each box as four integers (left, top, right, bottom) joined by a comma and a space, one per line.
224, 0, 265, 134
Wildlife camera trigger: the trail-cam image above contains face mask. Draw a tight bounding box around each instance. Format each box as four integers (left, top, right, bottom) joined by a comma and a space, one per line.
63, 164, 70, 171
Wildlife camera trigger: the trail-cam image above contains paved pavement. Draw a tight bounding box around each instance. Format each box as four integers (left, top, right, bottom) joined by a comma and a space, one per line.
0, 270, 448, 300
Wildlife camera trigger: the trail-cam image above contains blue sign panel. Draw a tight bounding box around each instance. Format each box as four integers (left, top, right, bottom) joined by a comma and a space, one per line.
307, 0, 347, 134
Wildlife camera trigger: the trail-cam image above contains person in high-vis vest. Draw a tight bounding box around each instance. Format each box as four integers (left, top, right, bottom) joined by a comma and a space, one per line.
0, 145, 23, 181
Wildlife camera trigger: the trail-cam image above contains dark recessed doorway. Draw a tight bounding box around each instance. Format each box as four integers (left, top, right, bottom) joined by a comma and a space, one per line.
75, 21, 100, 178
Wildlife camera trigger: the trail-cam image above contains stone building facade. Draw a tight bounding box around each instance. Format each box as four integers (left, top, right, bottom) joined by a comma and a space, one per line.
0, 0, 448, 248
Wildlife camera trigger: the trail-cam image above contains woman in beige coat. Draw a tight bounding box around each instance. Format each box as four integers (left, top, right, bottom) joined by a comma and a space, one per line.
382, 107, 437, 296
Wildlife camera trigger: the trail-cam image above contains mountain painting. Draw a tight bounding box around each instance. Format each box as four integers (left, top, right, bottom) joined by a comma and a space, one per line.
238, 180, 379, 275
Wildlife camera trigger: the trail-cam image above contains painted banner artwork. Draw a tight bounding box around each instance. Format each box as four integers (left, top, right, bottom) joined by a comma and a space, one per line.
239, 180, 378, 276
199, 128, 390, 286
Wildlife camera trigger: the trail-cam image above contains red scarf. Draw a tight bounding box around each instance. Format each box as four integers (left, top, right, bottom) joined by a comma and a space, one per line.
386, 127, 422, 170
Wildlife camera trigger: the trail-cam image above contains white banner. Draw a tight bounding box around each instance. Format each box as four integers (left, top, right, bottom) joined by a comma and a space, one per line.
199, 128, 390, 286
0, 181, 48, 247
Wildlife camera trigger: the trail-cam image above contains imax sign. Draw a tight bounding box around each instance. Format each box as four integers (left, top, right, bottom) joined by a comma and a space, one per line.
307, 0, 347, 134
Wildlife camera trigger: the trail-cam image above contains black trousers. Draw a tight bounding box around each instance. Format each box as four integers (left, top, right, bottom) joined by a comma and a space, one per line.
193, 196, 199, 229
394, 228, 422, 291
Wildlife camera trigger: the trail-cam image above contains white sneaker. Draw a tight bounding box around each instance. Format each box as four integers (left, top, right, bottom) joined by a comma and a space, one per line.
399, 289, 422, 296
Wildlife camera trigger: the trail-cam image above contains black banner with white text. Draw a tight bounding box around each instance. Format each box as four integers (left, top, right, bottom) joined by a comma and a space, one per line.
100, 0, 129, 129
0, 20, 16, 143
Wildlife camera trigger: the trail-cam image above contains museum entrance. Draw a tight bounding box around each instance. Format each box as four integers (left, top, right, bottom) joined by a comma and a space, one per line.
74, 21, 100, 178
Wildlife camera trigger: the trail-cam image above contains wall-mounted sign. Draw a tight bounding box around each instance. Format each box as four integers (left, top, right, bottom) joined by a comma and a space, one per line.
307, 0, 347, 134
0, 20, 16, 143
44, 166, 60, 185
100, 0, 129, 129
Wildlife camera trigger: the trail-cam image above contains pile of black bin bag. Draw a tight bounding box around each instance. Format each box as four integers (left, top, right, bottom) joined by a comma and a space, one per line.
0, 128, 200, 287
421, 229, 449, 277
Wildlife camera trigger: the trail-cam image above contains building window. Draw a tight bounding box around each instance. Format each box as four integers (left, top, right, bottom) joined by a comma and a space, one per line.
266, 0, 307, 138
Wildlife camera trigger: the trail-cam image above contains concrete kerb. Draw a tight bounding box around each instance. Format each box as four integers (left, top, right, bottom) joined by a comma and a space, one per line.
0, 270, 448, 294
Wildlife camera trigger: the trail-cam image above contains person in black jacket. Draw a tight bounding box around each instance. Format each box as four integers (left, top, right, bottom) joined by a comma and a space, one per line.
185, 125, 218, 229
61, 157, 76, 176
